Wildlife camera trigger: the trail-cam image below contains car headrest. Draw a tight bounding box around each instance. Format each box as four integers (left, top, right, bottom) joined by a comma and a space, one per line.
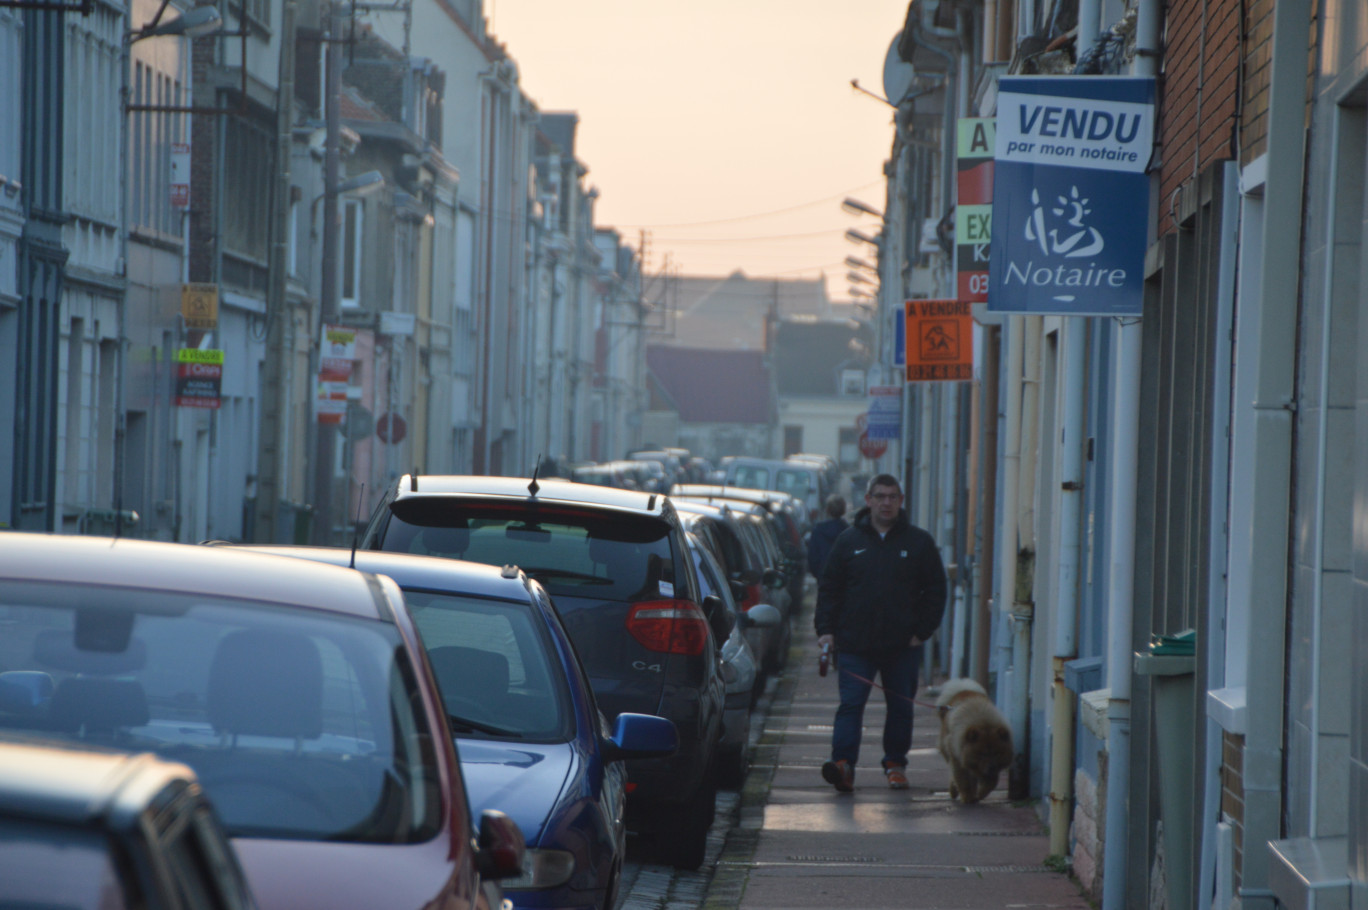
426, 646, 509, 701
49, 677, 149, 733
207, 629, 324, 740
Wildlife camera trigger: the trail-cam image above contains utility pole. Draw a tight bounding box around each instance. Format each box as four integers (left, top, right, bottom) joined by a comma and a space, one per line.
311, 0, 344, 544
254, 0, 297, 542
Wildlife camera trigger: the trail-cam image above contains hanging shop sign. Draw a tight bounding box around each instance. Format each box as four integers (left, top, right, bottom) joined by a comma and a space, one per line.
956, 118, 995, 303
865, 385, 903, 441
904, 299, 973, 382
988, 76, 1156, 316
317, 324, 356, 424
180, 283, 218, 330
175, 348, 223, 409
170, 142, 191, 210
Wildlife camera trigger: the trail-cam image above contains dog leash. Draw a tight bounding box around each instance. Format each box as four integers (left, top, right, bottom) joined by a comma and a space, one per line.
835, 666, 941, 711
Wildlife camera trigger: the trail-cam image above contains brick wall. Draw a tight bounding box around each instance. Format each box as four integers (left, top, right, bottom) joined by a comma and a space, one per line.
1074, 765, 1104, 901
1221, 731, 1246, 886
1242, 0, 1274, 163
1157, 0, 1242, 236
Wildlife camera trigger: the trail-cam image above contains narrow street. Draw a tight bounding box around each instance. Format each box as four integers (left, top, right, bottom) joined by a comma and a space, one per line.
615, 597, 1090, 910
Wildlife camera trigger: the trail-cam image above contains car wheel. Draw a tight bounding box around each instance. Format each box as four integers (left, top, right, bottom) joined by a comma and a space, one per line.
717, 741, 749, 789
763, 618, 792, 675
660, 767, 716, 870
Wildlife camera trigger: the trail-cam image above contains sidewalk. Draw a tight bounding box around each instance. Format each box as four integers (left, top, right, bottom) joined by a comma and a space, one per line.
706, 602, 1091, 910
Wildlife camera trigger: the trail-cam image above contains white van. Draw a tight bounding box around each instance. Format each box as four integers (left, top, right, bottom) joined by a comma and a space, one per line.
722, 456, 826, 520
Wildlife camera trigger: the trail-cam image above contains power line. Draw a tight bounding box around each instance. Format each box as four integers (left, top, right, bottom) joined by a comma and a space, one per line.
652, 228, 848, 244
610, 180, 884, 229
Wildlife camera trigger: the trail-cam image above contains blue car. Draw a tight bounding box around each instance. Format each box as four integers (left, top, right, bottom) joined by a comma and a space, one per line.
235, 547, 677, 910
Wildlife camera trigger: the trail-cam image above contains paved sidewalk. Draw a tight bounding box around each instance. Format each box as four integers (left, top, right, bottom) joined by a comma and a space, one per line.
707, 604, 1091, 910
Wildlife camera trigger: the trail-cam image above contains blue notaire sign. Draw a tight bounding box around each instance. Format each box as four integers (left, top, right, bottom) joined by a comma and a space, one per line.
987, 76, 1156, 316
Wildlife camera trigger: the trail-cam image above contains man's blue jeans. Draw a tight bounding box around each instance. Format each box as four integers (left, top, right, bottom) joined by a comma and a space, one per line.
831, 645, 922, 768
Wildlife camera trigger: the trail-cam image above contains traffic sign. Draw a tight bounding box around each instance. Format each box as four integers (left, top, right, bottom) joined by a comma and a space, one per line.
376, 413, 407, 444
858, 431, 888, 459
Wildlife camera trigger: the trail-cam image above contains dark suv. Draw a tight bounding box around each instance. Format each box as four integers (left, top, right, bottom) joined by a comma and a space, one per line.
361, 475, 728, 870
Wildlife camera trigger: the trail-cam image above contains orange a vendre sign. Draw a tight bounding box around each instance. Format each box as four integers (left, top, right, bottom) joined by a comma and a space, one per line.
904, 299, 973, 382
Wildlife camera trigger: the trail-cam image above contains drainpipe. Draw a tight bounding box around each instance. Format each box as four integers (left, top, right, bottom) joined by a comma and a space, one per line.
1075, 0, 1101, 68
1049, 318, 1086, 855
974, 326, 1001, 686
1238, 0, 1307, 903
1100, 0, 1160, 902
1007, 316, 1041, 798
997, 317, 1024, 739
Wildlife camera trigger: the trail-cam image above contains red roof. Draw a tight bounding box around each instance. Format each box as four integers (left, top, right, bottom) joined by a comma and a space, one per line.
647, 345, 772, 424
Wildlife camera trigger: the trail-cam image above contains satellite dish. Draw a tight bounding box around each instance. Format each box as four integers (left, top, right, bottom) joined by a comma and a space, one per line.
882, 34, 916, 104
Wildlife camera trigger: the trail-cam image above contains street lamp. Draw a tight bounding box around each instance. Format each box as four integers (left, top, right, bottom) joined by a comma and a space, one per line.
310, 170, 385, 227
847, 271, 876, 286
841, 197, 884, 218
128, 5, 222, 42
845, 227, 881, 247
845, 255, 878, 273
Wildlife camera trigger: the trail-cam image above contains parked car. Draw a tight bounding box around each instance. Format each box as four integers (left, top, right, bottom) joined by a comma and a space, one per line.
683, 534, 780, 787
360, 476, 730, 870
0, 733, 257, 910
722, 456, 828, 520
231, 546, 678, 910
673, 500, 791, 676
0, 533, 525, 910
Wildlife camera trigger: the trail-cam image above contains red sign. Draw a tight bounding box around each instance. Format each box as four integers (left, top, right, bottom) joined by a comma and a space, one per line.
858, 431, 888, 459
376, 413, 407, 444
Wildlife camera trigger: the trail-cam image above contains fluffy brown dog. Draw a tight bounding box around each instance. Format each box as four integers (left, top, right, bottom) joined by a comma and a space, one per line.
936, 679, 1014, 804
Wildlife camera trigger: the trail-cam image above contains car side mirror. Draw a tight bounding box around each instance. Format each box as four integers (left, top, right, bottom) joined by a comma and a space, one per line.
702, 594, 734, 642
762, 568, 786, 590
729, 579, 748, 602
600, 712, 678, 762
476, 810, 526, 880
739, 602, 781, 630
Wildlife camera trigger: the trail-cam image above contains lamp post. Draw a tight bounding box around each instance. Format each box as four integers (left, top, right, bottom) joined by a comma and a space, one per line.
310, 0, 346, 545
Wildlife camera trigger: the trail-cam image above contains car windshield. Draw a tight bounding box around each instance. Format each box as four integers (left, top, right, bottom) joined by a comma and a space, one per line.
0, 581, 442, 844
731, 465, 770, 489
381, 501, 677, 601
401, 589, 573, 742
773, 469, 813, 500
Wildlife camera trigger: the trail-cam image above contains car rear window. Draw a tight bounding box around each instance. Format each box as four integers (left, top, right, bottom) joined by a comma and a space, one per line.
0, 582, 443, 845
401, 590, 573, 742
381, 500, 678, 602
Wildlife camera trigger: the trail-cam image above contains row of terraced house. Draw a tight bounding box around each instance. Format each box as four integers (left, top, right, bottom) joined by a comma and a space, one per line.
0, 0, 653, 543
865, 0, 1368, 908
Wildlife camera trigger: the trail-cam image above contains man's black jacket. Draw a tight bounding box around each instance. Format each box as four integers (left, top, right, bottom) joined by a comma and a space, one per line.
814, 506, 947, 655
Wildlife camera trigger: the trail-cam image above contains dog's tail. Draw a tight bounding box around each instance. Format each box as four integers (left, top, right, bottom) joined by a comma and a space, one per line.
935, 677, 987, 709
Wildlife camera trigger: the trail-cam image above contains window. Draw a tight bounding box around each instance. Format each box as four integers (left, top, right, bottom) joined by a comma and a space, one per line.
222, 116, 272, 263
341, 199, 363, 307
783, 425, 802, 456
839, 428, 859, 469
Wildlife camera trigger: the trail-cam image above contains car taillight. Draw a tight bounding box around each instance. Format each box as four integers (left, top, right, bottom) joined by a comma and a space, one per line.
626, 599, 709, 655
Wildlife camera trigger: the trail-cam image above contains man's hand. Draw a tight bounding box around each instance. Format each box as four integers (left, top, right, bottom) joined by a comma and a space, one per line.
817, 634, 834, 649
908, 636, 922, 647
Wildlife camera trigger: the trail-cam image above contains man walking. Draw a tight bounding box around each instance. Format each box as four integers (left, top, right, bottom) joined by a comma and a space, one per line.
814, 474, 947, 792
806, 494, 848, 578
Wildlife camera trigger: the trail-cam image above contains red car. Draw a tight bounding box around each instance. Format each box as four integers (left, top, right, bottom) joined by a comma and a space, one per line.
0, 534, 524, 910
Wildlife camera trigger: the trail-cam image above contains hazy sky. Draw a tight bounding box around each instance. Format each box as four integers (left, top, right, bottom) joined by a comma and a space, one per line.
487, 1, 911, 298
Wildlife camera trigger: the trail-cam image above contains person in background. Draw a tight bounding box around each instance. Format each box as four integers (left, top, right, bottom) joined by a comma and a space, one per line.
806, 494, 848, 578
814, 474, 947, 792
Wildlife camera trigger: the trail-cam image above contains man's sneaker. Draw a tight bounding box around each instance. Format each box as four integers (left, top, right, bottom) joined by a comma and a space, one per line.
821, 759, 855, 792
883, 761, 910, 790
